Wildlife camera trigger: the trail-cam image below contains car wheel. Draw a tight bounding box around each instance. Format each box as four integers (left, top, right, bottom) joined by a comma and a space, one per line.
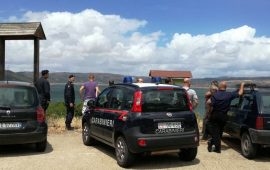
241, 132, 257, 159
115, 136, 134, 167
36, 138, 47, 152
82, 122, 96, 146
178, 147, 197, 161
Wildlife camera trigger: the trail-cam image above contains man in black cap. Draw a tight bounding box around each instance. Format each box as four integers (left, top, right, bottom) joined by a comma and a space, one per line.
35, 70, 51, 112
64, 75, 75, 130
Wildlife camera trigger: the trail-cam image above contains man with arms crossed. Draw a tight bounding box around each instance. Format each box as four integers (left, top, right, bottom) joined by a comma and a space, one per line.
80, 75, 100, 115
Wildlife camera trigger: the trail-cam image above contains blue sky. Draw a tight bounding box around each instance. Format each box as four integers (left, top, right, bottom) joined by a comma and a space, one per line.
2, 0, 270, 37
1, 0, 270, 77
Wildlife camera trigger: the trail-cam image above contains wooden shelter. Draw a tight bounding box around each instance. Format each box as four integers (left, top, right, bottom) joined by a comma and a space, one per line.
0, 22, 46, 82
149, 70, 192, 85
149, 70, 192, 78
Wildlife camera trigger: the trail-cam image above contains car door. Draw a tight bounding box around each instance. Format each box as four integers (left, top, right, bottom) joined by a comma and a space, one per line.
102, 87, 134, 143
228, 94, 255, 138
224, 97, 242, 136
260, 92, 270, 130
90, 87, 112, 139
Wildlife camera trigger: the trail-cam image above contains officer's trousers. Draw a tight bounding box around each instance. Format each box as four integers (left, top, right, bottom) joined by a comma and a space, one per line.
65, 105, 74, 126
207, 112, 227, 151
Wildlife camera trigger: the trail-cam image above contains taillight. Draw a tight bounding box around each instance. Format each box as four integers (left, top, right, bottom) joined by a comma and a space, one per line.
131, 91, 142, 112
256, 116, 264, 130
185, 92, 193, 111
37, 106, 45, 123
137, 139, 147, 147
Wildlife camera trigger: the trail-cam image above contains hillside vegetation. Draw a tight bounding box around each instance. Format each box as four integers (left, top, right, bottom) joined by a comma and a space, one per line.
4, 70, 270, 87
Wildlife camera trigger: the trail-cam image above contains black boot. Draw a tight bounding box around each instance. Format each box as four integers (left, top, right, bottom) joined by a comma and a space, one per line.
207, 140, 213, 152
213, 147, 221, 153
66, 124, 74, 130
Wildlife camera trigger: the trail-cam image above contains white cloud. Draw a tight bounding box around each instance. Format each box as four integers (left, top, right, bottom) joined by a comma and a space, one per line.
3, 9, 270, 78
166, 25, 270, 77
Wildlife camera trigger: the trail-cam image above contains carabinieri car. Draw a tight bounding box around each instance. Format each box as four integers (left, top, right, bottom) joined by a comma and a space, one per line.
82, 83, 199, 167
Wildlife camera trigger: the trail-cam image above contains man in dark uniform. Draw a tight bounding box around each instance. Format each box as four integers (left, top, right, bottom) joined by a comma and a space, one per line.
35, 70, 51, 112
207, 81, 245, 153
64, 75, 75, 130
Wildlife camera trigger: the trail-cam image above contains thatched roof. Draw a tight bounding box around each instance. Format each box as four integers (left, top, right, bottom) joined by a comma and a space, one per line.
0, 22, 46, 40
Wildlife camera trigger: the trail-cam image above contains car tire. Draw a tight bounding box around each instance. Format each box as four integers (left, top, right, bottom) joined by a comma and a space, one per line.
178, 147, 197, 161
36, 138, 47, 152
82, 122, 96, 146
241, 132, 257, 159
115, 136, 134, 168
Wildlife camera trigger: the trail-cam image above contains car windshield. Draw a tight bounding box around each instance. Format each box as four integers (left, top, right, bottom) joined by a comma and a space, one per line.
0, 86, 38, 108
142, 89, 189, 112
261, 93, 270, 113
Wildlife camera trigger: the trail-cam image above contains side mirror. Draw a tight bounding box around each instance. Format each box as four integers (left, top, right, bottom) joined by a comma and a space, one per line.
87, 99, 96, 109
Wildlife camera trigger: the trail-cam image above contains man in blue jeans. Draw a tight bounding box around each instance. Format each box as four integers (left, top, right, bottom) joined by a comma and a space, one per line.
80, 74, 100, 115
207, 81, 245, 153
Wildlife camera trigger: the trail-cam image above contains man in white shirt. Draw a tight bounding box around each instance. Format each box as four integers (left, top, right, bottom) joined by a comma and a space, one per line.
182, 78, 199, 109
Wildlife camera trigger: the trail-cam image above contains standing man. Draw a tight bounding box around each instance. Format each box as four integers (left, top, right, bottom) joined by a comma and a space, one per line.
64, 75, 75, 130
182, 78, 199, 109
202, 81, 219, 140
136, 78, 144, 83
80, 74, 100, 115
35, 70, 50, 112
207, 81, 245, 153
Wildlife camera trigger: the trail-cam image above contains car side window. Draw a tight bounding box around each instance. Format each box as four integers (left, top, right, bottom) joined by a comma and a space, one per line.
240, 95, 254, 111
107, 87, 134, 111
108, 88, 124, 110
122, 88, 134, 110
96, 88, 112, 108
230, 97, 241, 109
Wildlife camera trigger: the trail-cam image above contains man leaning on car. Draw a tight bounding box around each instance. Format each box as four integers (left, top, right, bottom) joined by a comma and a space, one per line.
206, 81, 245, 153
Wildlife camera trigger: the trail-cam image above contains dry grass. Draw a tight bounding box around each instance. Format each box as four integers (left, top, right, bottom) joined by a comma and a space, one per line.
47, 117, 82, 133
47, 116, 203, 134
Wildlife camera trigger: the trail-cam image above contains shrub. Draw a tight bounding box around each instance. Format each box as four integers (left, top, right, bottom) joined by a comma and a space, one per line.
46, 102, 83, 118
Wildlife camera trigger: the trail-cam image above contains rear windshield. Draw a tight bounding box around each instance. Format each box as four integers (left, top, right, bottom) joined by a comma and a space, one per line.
142, 89, 189, 112
0, 86, 38, 108
261, 94, 270, 113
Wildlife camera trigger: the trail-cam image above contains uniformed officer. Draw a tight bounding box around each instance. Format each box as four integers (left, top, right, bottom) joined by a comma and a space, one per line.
207, 81, 245, 153
35, 70, 51, 112
64, 75, 75, 130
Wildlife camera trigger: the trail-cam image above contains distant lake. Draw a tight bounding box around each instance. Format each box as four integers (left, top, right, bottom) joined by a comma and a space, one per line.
51, 84, 207, 118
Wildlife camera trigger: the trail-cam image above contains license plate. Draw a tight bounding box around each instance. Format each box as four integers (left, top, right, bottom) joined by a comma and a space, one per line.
0, 122, 22, 129
158, 122, 182, 129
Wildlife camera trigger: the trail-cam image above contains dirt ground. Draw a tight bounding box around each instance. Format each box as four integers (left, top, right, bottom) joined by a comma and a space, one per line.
0, 128, 270, 170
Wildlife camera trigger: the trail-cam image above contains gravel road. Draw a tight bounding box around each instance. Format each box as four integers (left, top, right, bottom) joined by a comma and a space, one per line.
0, 131, 270, 170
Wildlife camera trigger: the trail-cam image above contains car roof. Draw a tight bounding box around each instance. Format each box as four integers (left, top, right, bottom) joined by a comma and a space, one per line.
0, 81, 34, 87
114, 83, 183, 90
132, 83, 180, 88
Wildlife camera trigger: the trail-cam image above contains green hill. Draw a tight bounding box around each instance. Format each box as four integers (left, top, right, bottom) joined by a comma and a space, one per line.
4, 70, 270, 87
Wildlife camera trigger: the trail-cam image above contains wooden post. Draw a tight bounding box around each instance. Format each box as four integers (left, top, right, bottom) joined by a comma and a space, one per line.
0, 39, 5, 80
33, 38, 39, 83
